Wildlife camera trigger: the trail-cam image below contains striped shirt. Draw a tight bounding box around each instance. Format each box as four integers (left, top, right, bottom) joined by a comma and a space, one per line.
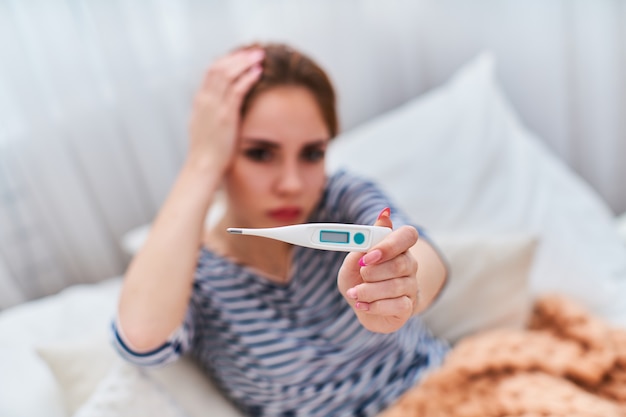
112, 170, 448, 417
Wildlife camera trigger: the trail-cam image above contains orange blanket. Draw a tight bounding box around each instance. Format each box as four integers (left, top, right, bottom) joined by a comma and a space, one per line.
380, 295, 626, 417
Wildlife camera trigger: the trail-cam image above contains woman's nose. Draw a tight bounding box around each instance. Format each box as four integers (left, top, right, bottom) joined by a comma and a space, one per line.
276, 161, 304, 195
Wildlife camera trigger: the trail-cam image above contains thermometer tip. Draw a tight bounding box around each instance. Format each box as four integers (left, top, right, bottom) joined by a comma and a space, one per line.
227, 228, 243, 234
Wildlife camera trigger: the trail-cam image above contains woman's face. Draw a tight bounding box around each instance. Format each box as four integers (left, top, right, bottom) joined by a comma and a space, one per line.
224, 86, 331, 228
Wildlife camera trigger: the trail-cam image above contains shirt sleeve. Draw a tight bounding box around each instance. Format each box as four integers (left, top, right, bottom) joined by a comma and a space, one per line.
110, 306, 195, 368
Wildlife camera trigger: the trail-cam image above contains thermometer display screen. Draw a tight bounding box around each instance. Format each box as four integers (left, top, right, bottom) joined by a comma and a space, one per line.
320, 230, 350, 244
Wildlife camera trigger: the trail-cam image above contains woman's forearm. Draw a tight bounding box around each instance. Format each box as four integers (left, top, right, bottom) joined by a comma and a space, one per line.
411, 239, 448, 315
117, 158, 221, 351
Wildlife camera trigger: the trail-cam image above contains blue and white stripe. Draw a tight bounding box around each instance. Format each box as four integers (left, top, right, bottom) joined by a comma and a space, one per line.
112, 170, 448, 417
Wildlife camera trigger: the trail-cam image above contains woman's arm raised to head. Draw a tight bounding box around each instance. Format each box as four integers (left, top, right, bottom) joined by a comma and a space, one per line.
116, 48, 265, 352
117, 162, 220, 352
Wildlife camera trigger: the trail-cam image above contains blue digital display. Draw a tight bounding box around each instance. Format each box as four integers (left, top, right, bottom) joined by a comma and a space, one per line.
320, 230, 350, 243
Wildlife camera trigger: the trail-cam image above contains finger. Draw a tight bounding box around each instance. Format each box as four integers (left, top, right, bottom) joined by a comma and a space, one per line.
203, 48, 265, 95
341, 207, 396, 289
224, 64, 263, 109
359, 252, 417, 283
347, 276, 418, 304
339, 251, 364, 281
373, 207, 393, 229
203, 48, 263, 87
222, 49, 265, 84
356, 296, 413, 318
355, 207, 392, 266
359, 225, 418, 267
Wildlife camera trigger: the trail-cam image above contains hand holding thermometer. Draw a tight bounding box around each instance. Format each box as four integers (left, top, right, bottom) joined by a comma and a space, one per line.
227, 223, 392, 252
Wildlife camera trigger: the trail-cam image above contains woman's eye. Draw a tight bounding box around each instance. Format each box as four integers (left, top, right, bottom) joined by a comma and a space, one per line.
302, 148, 325, 162
244, 148, 273, 162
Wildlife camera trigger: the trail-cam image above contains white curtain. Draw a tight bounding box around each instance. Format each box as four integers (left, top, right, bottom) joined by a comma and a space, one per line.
0, 0, 196, 304
0, 0, 625, 307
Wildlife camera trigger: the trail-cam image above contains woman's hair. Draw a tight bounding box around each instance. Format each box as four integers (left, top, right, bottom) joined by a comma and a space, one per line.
240, 43, 339, 137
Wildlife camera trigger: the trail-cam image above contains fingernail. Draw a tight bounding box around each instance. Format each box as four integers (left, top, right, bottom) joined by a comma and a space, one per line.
355, 301, 370, 311
359, 249, 382, 267
377, 207, 391, 220
346, 288, 358, 299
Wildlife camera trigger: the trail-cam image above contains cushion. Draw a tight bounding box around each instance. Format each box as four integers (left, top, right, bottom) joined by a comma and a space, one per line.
0, 278, 123, 417
36, 335, 244, 417
326, 51, 626, 327
36, 337, 119, 415
421, 233, 537, 343
73, 362, 188, 417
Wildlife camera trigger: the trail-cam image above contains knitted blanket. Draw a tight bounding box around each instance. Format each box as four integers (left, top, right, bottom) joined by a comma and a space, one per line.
380, 295, 626, 417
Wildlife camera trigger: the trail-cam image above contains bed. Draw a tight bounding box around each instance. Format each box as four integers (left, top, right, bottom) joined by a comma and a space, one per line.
2, 52, 626, 417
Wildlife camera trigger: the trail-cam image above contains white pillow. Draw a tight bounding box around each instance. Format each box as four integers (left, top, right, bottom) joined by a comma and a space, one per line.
0, 278, 123, 417
73, 362, 189, 417
36, 335, 244, 417
421, 233, 537, 344
36, 337, 119, 415
327, 52, 626, 327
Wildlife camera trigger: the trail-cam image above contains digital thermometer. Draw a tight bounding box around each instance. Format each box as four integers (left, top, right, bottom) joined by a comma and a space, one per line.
227, 223, 391, 252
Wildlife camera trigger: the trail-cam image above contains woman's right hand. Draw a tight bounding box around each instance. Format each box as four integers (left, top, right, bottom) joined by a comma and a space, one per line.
187, 47, 265, 173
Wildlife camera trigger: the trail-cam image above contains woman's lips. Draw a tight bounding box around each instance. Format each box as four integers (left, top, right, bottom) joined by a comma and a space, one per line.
268, 207, 302, 222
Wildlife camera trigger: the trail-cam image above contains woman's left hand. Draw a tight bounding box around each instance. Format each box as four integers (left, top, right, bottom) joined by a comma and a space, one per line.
337, 208, 420, 333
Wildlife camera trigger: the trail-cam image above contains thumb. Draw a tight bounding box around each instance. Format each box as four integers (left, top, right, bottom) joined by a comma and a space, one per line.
373, 207, 393, 229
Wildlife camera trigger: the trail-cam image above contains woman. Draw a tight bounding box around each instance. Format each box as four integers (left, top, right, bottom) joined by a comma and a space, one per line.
114, 43, 449, 417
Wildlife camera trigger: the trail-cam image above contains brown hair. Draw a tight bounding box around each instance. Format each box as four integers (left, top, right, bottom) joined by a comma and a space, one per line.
240, 43, 339, 137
